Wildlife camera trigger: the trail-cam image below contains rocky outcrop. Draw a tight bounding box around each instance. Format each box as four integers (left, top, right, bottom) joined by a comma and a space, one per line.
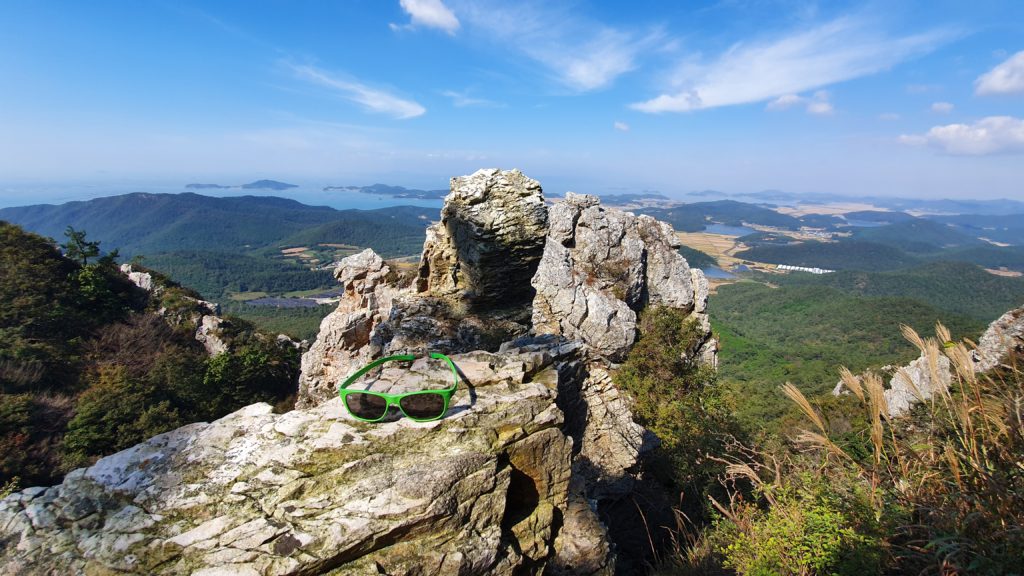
532, 193, 714, 362
417, 168, 548, 311
299, 170, 550, 408
121, 263, 156, 293
884, 353, 953, 417
972, 306, 1024, 372
834, 304, 1024, 417
296, 250, 407, 408
196, 315, 230, 356
121, 263, 232, 356
0, 345, 607, 575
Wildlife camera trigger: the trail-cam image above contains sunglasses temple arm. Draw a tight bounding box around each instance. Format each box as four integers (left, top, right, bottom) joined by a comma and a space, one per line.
429, 351, 460, 392
339, 354, 417, 390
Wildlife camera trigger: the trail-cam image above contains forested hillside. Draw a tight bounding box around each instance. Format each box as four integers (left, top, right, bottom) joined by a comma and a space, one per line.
758, 261, 1024, 321
0, 222, 299, 487
0, 193, 436, 340
709, 283, 984, 428
0, 192, 434, 257
736, 235, 1024, 272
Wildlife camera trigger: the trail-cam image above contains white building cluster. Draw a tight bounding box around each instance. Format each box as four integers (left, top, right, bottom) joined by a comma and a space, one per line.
777, 264, 834, 274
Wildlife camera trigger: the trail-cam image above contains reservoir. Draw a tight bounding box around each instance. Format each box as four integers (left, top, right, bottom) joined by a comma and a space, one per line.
702, 266, 736, 279
704, 223, 756, 236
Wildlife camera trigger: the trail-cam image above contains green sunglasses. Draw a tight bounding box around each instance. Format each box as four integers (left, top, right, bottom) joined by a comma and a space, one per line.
338, 352, 459, 422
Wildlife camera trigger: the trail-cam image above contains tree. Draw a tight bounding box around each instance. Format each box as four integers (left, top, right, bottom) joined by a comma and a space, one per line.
62, 227, 101, 265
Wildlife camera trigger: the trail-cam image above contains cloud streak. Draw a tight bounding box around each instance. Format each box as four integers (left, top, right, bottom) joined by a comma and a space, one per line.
289, 64, 425, 119
440, 89, 502, 108
395, 0, 459, 34
452, 1, 660, 92
632, 17, 954, 113
900, 116, 1024, 155
975, 50, 1024, 95
765, 90, 834, 115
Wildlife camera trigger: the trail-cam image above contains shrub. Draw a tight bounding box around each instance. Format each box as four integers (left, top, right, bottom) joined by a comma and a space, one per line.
0, 476, 17, 499
615, 306, 733, 493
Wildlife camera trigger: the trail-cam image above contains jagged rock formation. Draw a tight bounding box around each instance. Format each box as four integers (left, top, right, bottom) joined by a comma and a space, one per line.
296, 250, 406, 408
972, 305, 1024, 372
1, 169, 718, 574
834, 304, 1024, 417
298, 171, 550, 408
532, 192, 715, 362
120, 263, 232, 356
417, 168, 548, 311
121, 263, 156, 292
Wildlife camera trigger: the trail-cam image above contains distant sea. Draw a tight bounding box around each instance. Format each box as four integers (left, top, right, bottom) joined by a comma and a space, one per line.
0, 182, 446, 211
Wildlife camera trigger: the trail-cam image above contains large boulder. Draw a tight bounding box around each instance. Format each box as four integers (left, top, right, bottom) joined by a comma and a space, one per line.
417, 168, 549, 311
532, 193, 713, 362
0, 346, 612, 575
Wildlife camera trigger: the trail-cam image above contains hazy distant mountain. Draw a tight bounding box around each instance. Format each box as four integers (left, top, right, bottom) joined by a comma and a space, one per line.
736, 190, 1024, 215
638, 200, 804, 232
323, 183, 448, 199
0, 192, 432, 257
597, 192, 669, 205
241, 179, 297, 190
184, 180, 298, 191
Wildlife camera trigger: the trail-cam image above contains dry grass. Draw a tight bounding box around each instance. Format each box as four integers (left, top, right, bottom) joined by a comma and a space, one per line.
676, 323, 1024, 574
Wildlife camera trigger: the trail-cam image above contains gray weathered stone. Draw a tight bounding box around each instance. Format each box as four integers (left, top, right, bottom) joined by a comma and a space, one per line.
884, 353, 953, 418
0, 348, 580, 575
296, 249, 408, 408
531, 193, 709, 362
417, 168, 549, 311
972, 305, 1024, 372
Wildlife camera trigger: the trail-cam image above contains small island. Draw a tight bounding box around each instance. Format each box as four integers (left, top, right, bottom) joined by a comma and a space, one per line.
184, 183, 231, 189
323, 183, 447, 199
185, 180, 298, 191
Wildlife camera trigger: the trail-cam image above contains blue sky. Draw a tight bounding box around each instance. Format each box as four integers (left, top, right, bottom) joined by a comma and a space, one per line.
1, 0, 1023, 200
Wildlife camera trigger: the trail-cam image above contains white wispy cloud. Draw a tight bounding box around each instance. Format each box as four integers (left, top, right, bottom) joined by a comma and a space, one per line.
289, 64, 425, 119
440, 89, 501, 108
899, 116, 1024, 155
613, 121, 630, 132
975, 50, 1024, 95
931, 101, 954, 114
452, 1, 660, 92
765, 90, 833, 115
394, 0, 459, 35
766, 94, 805, 110
632, 17, 953, 113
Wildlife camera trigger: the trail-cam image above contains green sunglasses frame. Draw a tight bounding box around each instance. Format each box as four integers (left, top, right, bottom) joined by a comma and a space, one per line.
338, 352, 459, 422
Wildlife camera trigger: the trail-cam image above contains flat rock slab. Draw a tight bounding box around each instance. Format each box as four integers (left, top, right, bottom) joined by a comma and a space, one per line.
0, 350, 573, 576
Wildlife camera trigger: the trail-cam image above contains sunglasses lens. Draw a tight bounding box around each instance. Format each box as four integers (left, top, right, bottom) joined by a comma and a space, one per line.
345, 392, 389, 421
399, 393, 447, 420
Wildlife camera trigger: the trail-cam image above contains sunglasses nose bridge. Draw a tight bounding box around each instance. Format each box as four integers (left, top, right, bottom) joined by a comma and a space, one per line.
384, 395, 402, 411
